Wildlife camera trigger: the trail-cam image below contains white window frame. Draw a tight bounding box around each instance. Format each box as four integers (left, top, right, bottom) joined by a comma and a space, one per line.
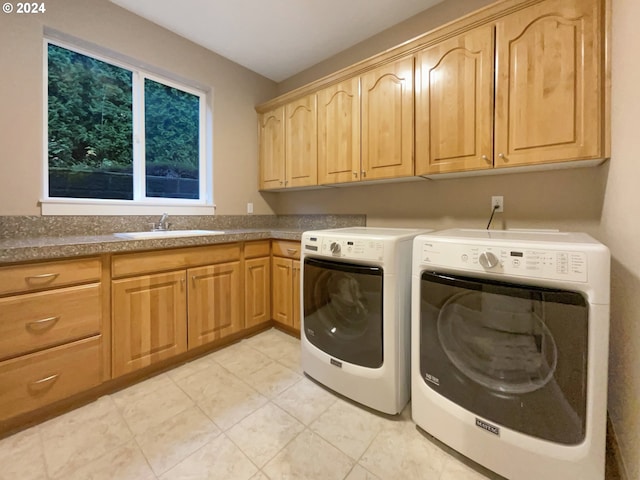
41, 36, 215, 216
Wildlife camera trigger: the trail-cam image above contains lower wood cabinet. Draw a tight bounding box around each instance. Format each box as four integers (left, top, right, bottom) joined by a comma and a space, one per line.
245, 256, 271, 328
271, 241, 301, 332
188, 262, 242, 348
0, 256, 105, 425
112, 271, 187, 377
0, 336, 102, 422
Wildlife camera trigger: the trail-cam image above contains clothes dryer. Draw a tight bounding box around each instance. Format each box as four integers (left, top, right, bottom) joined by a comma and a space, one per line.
411, 229, 610, 479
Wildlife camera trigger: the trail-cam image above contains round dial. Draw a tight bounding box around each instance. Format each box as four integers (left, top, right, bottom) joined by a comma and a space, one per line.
330, 242, 341, 255
478, 251, 499, 269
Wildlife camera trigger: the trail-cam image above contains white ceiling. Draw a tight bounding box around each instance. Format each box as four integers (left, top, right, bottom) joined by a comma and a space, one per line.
110, 0, 443, 82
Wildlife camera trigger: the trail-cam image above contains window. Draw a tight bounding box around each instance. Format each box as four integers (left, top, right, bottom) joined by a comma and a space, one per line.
44, 40, 212, 214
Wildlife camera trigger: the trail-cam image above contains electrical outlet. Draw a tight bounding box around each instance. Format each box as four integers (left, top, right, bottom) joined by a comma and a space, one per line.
491, 196, 504, 213
247, 202, 254, 214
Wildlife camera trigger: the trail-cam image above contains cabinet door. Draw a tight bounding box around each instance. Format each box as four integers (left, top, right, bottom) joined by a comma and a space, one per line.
112, 271, 187, 377
188, 262, 242, 348
285, 95, 318, 188
494, 0, 602, 167
317, 78, 361, 184
361, 56, 414, 180
415, 25, 494, 175
259, 106, 285, 190
292, 260, 301, 332
271, 256, 292, 326
245, 257, 271, 329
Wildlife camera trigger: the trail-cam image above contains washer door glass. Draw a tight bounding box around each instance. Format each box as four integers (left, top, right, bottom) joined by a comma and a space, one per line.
419, 271, 589, 445
303, 257, 383, 368
438, 290, 557, 394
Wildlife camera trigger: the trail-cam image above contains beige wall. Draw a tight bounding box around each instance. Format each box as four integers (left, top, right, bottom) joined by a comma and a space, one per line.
277, 0, 496, 95
272, 0, 638, 478
0, 0, 277, 216
601, 0, 640, 478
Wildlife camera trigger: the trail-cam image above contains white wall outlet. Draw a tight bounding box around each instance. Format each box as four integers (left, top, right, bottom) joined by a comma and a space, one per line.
491, 196, 504, 213
247, 202, 254, 214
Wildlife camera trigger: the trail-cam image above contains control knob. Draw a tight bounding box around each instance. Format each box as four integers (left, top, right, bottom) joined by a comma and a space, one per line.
478, 251, 499, 269
330, 242, 341, 255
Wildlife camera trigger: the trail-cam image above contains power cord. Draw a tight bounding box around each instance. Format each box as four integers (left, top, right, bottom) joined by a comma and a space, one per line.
486, 204, 500, 230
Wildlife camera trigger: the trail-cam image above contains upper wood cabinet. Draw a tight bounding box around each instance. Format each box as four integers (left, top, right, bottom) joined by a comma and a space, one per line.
259, 96, 318, 190
285, 94, 318, 188
317, 78, 361, 184
258, 106, 285, 190
493, 0, 603, 167
361, 56, 415, 180
415, 26, 495, 175
257, 0, 608, 183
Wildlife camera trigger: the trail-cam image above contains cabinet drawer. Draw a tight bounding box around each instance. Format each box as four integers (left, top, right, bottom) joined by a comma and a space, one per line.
0, 336, 102, 421
0, 284, 101, 361
0, 258, 101, 296
272, 240, 300, 259
244, 240, 270, 259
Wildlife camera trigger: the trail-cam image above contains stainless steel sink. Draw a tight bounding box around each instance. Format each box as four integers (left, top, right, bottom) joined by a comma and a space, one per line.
113, 229, 226, 240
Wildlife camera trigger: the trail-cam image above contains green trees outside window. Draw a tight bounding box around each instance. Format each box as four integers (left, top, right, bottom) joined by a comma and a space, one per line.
47, 43, 203, 201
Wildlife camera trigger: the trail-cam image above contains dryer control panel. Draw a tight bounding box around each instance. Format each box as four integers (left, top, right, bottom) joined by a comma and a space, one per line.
419, 241, 588, 282
303, 235, 384, 261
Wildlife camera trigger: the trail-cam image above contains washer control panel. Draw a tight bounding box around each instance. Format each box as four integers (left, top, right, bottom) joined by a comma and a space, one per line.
303, 235, 384, 261
419, 241, 588, 282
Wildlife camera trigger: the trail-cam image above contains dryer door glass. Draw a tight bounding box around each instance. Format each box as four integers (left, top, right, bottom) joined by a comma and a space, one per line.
419, 271, 588, 445
303, 258, 383, 368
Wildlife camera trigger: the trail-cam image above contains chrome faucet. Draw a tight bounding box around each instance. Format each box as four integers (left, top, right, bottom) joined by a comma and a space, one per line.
153, 213, 170, 231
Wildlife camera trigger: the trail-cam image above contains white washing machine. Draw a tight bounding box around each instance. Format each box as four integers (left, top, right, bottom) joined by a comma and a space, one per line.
411, 229, 610, 480
301, 227, 430, 415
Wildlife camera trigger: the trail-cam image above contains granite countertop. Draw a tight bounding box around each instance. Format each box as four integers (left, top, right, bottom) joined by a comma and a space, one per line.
0, 228, 305, 264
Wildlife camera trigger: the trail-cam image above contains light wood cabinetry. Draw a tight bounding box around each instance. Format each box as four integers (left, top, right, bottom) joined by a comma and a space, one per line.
361, 56, 415, 180
417, 0, 603, 174
257, 0, 608, 182
259, 95, 318, 190
317, 78, 361, 184
188, 262, 242, 348
259, 106, 285, 190
111, 244, 242, 377
493, 0, 603, 167
112, 271, 187, 376
415, 25, 495, 175
0, 337, 102, 422
244, 241, 271, 329
0, 258, 104, 422
271, 241, 301, 332
285, 94, 318, 188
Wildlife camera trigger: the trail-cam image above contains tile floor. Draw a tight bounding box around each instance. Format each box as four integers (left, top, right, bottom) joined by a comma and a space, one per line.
0, 328, 615, 480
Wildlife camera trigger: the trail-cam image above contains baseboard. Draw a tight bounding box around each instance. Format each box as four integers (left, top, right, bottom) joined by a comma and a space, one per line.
607, 414, 629, 480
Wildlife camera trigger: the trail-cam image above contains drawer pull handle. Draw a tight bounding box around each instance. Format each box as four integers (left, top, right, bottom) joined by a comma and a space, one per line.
30, 374, 60, 387
286, 248, 298, 254
26, 273, 60, 282
26, 316, 60, 330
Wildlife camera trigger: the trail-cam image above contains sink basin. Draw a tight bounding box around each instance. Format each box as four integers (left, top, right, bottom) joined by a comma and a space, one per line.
113, 229, 226, 240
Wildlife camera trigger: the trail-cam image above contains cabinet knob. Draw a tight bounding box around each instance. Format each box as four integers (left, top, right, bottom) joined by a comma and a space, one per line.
353, 172, 358, 178
498, 153, 507, 161
361, 170, 367, 178
481, 155, 490, 163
